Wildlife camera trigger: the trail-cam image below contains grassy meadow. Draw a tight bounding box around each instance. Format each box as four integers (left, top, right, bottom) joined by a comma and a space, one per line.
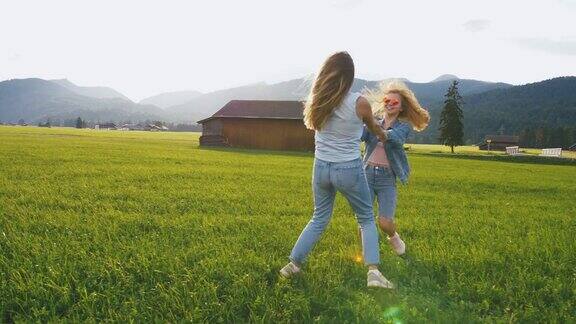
0, 126, 575, 323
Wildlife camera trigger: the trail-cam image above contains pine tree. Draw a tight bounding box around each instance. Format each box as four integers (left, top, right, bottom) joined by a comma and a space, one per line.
438, 80, 464, 153
535, 128, 545, 148
75, 117, 83, 129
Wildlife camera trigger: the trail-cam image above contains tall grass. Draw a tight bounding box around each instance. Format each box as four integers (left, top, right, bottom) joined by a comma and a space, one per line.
1, 126, 574, 322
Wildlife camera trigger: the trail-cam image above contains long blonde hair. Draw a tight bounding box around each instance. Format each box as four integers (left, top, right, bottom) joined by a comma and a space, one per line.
365, 80, 430, 131
303, 52, 355, 130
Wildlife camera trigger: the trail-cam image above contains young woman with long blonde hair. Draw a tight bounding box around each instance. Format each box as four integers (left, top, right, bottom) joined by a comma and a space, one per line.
361, 80, 430, 255
279, 52, 395, 288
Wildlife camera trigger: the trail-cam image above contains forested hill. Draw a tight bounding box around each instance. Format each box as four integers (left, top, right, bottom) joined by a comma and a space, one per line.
412, 77, 576, 148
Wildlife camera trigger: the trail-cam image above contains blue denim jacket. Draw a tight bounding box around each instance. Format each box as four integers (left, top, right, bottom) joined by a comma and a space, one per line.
361, 119, 411, 184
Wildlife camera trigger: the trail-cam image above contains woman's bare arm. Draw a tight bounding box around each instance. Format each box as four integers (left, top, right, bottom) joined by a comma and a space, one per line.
356, 96, 387, 142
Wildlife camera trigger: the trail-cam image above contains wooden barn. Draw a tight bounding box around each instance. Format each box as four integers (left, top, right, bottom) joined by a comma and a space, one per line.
478, 135, 520, 151
197, 100, 314, 151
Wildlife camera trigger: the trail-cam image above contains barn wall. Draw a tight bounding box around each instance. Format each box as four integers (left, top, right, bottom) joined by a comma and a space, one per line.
221, 118, 314, 151
201, 119, 223, 135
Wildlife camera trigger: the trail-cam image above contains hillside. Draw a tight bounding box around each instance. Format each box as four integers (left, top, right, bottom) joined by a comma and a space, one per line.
51, 79, 131, 101
139, 90, 204, 109
413, 77, 576, 147
0, 78, 167, 124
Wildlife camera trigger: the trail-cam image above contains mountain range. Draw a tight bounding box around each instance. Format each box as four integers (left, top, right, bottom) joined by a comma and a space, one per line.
0, 75, 506, 124
0, 75, 574, 146
163, 76, 513, 122
0, 78, 165, 124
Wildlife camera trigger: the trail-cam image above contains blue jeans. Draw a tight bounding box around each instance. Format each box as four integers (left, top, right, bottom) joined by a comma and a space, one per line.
365, 165, 397, 219
289, 158, 380, 266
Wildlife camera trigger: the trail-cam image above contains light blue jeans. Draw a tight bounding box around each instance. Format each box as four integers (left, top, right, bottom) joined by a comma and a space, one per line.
289, 158, 380, 266
365, 165, 397, 219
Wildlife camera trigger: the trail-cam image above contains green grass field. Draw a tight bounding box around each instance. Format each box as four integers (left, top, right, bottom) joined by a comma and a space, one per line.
1, 126, 575, 323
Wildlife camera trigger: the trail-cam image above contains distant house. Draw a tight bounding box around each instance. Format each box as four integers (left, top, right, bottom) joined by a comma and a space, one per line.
118, 123, 168, 131
119, 124, 141, 131
197, 100, 314, 151
95, 122, 117, 130
143, 124, 168, 132
569, 143, 576, 152
144, 124, 160, 131
478, 135, 520, 151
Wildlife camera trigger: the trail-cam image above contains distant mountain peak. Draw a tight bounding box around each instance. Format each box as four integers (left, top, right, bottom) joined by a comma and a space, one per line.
50, 78, 131, 101
431, 74, 459, 82
380, 77, 411, 83
51, 78, 73, 83
139, 89, 204, 109
50, 78, 78, 88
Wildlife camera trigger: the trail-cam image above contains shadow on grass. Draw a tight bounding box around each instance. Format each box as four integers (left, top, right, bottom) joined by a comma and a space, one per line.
199, 146, 314, 159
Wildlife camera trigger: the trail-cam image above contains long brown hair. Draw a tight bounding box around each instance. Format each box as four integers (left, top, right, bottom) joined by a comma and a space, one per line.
303, 52, 355, 130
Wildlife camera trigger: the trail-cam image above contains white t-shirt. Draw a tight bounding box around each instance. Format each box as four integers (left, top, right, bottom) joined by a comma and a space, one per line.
314, 92, 364, 162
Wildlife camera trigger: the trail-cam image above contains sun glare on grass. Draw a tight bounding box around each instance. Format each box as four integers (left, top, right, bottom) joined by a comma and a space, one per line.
383, 306, 403, 324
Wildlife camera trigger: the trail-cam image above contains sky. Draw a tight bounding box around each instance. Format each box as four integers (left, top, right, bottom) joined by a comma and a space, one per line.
1, 0, 575, 101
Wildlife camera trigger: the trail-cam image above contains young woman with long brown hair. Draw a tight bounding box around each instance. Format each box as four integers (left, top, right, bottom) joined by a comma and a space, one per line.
279, 52, 394, 288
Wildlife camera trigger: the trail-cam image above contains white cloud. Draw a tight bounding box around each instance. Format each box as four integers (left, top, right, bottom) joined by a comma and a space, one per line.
463, 19, 491, 33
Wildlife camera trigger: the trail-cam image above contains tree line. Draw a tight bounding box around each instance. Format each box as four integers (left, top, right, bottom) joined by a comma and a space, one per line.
412, 77, 576, 149
519, 126, 576, 149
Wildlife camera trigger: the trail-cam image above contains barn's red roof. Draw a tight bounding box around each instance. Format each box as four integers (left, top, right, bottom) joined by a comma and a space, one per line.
197, 100, 304, 123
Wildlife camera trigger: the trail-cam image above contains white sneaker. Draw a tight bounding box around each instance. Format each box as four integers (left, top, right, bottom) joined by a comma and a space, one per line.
388, 233, 406, 255
367, 269, 395, 289
279, 262, 300, 278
